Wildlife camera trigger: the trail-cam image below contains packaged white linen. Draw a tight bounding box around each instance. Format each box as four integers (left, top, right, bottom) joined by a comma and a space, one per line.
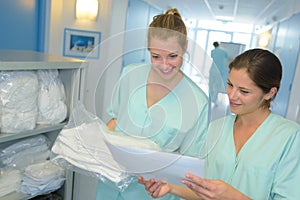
0, 169, 22, 197
37, 70, 67, 125
20, 160, 65, 196
51, 103, 160, 192
52, 122, 127, 182
0, 71, 39, 133
0, 135, 51, 169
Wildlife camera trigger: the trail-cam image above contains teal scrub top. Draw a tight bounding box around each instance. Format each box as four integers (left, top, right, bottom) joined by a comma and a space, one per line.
211, 47, 229, 85
203, 113, 300, 199
96, 63, 209, 200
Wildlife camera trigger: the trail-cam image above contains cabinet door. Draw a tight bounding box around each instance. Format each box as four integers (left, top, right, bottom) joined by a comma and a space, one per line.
0, 0, 46, 51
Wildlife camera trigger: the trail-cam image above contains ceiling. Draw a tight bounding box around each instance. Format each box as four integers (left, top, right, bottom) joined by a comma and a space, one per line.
142, 0, 300, 30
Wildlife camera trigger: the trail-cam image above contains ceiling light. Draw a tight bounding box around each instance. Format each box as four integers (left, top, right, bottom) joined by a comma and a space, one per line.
215, 16, 234, 22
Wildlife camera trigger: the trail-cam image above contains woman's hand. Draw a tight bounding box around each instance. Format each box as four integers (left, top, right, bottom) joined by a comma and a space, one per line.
182, 173, 251, 200
138, 176, 171, 198
106, 118, 116, 131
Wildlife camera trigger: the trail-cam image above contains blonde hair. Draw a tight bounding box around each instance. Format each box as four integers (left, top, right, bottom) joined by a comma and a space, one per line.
148, 8, 187, 50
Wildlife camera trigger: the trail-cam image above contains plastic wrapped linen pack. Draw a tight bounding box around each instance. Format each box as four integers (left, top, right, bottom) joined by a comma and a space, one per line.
0, 71, 39, 133
51, 103, 160, 192
20, 160, 65, 196
0, 169, 22, 197
37, 69, 67, 125
51, 103, 132, 192
0, 135, 51, 169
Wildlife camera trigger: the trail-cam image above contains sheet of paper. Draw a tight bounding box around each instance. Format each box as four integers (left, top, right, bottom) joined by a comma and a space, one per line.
105, 142, 205, 186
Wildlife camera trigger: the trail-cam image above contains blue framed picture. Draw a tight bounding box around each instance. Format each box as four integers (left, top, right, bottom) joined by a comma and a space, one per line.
63, 28, 101, 59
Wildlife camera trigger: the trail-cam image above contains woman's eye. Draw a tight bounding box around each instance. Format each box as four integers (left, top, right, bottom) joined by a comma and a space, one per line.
240, 90, 250, 94
227, 82, 233, 87
152, 55, 160, 59
169, 54, 178, 58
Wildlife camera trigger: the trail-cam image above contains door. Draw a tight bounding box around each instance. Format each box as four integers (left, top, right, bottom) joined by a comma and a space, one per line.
272, 13, 300, 116
0, 0, 46, 52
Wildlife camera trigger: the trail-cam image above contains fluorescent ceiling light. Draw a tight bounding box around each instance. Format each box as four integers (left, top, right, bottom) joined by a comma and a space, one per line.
215, 16, 234, 21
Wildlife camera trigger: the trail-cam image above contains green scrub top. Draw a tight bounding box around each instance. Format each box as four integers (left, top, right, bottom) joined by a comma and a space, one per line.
96, 63, 209, 200
211, 47, 229, 85
204, 113, 300, 199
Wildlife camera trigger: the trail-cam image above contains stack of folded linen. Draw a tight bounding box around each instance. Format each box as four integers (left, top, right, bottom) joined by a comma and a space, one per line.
0, 71, 39, 133
37, 70, 67, 125
52, 121, 125, 183
0, 169, 22, 197
0, 70, 68, 134
0, 135, 51, 169
20, 160, 65, 196
51, 121, 160, 183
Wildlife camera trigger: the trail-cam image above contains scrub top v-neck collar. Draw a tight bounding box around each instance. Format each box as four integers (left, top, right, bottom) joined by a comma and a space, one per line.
145, 69, 185, 109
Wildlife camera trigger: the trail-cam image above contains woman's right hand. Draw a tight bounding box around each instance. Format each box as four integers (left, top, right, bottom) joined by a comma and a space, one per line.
138, 176, 171, 198
106, 118, 116, 131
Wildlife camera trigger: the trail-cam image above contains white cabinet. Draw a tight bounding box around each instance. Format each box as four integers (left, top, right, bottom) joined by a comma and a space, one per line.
0, 50, 87, 200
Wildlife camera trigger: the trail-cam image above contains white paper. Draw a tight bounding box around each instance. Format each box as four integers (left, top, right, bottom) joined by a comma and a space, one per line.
106, 142, 205, 186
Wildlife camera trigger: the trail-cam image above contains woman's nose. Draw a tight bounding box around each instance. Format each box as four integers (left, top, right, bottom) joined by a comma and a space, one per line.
160, 58, 169, 67
227, 88, 238, 99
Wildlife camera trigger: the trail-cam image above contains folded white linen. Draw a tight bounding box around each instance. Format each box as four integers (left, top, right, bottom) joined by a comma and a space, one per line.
0, 135, 50, 169
20, 160, 65, 196
0, 71, 39, 133
0, 169, 22, 197
37, 70, 67, 125
51, 121, 161, 183
23, 160, 65, 181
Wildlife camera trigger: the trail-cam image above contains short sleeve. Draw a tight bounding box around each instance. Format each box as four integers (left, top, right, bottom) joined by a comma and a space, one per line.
179, 102, 209, 157
270, 129, 300, 199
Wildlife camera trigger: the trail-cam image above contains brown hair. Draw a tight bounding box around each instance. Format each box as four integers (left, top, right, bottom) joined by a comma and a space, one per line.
147, 8, 187, 50
229, 48, 282, 108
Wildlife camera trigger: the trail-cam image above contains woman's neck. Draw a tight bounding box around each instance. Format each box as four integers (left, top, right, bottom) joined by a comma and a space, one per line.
235, 108, 271, 127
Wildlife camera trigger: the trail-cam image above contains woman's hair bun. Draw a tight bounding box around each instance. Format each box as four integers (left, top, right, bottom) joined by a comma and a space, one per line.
165, 8, 182, 18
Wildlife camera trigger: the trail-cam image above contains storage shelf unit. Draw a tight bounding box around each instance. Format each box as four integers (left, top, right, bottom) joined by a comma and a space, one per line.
0, 50, 87, 200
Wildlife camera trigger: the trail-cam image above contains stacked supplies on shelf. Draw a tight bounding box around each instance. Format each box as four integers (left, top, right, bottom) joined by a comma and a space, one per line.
21, 160, 65, 196
0, 135, 51, 169
0, 69, 67, 134
0, 71, 39, 133
37, 69, 67, 125
0, 169, 22, 197
0, 135, 65, 198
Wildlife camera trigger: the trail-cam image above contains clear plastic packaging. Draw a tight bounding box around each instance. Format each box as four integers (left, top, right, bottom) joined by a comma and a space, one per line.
0, 169, 22, 197
0, 71, 39, 133
0, 135, 51, 169
51, 103, 136, 192
37, 69, 67, 125
20, 160, 65, 196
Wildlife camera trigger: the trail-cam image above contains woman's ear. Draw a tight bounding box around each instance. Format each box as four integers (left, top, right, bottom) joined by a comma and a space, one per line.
184, 40, 188, 52
265, 87, 277, 100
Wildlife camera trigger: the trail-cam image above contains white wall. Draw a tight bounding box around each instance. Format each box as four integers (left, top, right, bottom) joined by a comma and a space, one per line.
46, 0, 128, 199
47, 0, 128, 122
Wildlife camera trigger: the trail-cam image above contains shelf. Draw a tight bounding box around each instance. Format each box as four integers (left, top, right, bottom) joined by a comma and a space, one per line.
0, 50, 85, 200
0, 123, 66, 144
0, 50, 87, 70
1, 192, 34, 200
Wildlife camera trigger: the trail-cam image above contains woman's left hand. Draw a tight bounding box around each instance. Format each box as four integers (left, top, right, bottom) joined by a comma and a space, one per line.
182, 173, 250, 200
138, 176, 171, 198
